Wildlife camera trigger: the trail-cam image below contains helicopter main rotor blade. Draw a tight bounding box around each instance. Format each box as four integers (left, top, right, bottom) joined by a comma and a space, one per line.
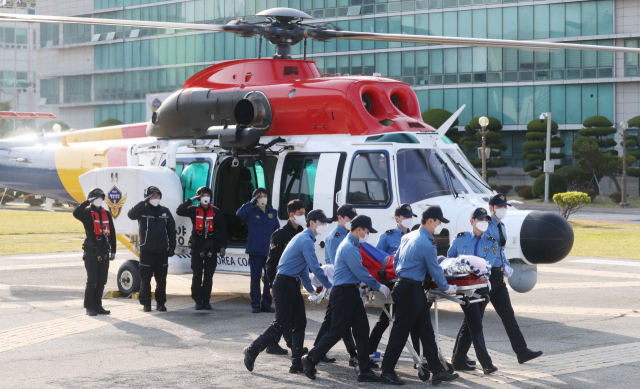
305, 29, 640, 54
0, 13, 265, 35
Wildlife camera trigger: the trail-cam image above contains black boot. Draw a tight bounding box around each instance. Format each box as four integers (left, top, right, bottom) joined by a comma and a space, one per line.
203, 302, 212, 310
319, 355, 336, 363
86, 306, 97, 316
195, 302, 204, 310
483, 365, 498, 375
243, 347, 257, 372
289, 359, 303, 374
517, 349, 543, 364
357, 370, 381, 382
143, 303, 151, 312
380, 372, 404, 385
301, 356, 317, 380
266, 343, 288, 355
156, 303, 167, 312
95, 305, 110, 315
431, 371, 460, 385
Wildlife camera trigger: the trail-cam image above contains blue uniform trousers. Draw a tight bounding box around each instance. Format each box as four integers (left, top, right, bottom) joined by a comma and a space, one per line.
368, 305, 422, 357
313, 303, 357, 356
249, 255, 272, 308
453, 268, 527, 359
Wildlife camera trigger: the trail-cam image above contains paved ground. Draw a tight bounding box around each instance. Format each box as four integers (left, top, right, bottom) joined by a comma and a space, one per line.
0, 252, 639, 389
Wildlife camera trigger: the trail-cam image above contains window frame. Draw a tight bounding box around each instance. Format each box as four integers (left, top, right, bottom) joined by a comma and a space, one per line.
278, 152, 321, 220
346, 150, 393, 209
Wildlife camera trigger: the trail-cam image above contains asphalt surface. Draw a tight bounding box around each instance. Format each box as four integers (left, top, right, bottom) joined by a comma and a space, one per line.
0, 251, 639, 389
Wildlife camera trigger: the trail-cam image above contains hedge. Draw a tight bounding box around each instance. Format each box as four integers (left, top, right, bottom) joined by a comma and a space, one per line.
532, 173, 568, 199
422, 108, 459, 128
517, 186, 537, 199
553, 191, 591, 219
97, 118, 124, 128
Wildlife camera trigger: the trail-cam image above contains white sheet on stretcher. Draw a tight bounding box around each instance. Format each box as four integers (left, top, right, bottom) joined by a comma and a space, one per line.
439, 255, 491, 297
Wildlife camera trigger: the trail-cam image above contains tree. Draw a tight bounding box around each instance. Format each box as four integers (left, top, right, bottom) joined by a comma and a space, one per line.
572, 137, 635, 193
522, 118, 564, 178
97, 118, 124, 128
421, 108, 461, 143
460, 116, 507, 181
553, 192, 591, 220
38, 120, 70, 133
626, 115, 640, 195
579, 115, 617, 154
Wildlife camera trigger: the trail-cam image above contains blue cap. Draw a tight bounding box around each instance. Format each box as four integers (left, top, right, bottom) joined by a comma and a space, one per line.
489, 194, 509, 207
351, 215, 378, 234
337, 204, 358, 219
307, 209, 332, 224
470, 207, 491, 220
395, 203, 417, 218
421, 206, 449, 223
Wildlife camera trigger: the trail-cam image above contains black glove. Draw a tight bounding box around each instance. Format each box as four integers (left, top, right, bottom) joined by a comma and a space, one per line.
219, 247, 226, 257
250, 195, 259, 205
87, 197, 97, 203
168, 247, 175, 257
189, 195, 201, 202
110, 253, 116, 261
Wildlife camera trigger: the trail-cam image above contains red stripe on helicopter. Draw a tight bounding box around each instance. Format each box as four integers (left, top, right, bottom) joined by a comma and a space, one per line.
107, 146, 129, 167
121, 124, 147, 139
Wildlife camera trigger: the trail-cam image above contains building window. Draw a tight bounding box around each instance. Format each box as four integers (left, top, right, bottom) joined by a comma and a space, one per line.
64, 24, 92, 45
40, 79, 60, 105
40, 24, 59, 48
64, 76, 92, 104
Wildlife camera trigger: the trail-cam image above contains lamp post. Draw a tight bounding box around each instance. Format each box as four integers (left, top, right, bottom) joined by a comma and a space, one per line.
620, 121, 629, 208
478, 116, 490, 181
539, 112, 552, 203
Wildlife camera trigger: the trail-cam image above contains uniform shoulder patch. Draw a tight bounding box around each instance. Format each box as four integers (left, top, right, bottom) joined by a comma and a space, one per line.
487, 236, 497, 243
456, 232, 466, 238
351, 241, 358, 247
385, 229, 394, 235
334, 231, 340, 238
428, 238, 437, 246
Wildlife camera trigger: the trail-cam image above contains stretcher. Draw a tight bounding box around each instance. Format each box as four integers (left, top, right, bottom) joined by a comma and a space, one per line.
359, 244, 491, 381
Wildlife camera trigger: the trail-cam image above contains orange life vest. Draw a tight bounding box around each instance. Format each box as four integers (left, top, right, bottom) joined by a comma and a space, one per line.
88, 206, 110, 239
195, 205, 214, 235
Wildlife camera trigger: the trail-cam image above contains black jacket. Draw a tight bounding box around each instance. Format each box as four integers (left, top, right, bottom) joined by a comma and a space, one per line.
73, 200, 117, 254
127, 201, 176, 254
266, 220, 304, 286
176, 199, 228, 251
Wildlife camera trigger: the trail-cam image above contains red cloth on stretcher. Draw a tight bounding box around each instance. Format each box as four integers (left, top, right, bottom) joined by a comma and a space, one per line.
430, 274, 487, 290
360, 243, 396, 283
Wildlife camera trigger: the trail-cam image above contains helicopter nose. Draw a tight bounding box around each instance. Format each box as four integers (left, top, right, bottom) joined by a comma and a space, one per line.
519, 211, 574, 264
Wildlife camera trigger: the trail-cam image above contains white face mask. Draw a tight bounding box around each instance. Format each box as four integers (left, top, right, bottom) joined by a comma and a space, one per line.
92, 198, 103, 208
149, 199, 160, 207
315, 223, 328, 236
293, 214, 306, 227
200, 196, 210, 205
358, 229, 370, 244
401, 218, 413, 229
494, 207, 507, 220
257, 197, 268, 207
475, 221, 489, 232
432, 220, 443, 235
344, 221, 352, 230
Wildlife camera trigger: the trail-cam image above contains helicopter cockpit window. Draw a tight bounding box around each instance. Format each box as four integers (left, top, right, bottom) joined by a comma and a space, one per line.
279, 154, 319, 219
347, 152, 391, 207
174, 162, 184, 178
442, 149, 491, 194
214, 156, 277, 248
396, 149, 467, 204
180, 161, 210, 201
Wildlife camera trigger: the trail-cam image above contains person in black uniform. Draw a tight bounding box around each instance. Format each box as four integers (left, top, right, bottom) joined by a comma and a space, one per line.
263, 199, 307, 356
73, 188, 117, 316
176, 186, 228, 311
128, 186, 176, 312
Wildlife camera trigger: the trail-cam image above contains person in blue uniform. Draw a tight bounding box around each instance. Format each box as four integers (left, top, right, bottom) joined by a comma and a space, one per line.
302, 215, 390, 383
447, 207, 498, 374
380, 206, 459, 386
237, 188, 280, 313
453, 194, 543, 366
368, 204, 420, 358
243, 209, 333, 374
313, 204, 358, 365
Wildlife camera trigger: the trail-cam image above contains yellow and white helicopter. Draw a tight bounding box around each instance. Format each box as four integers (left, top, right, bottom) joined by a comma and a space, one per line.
0, 7, 631, 296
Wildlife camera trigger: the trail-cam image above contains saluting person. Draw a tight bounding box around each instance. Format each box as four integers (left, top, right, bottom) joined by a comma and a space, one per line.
73, 188, 117, 316
453, 194, 543, 365
128, 186, 176, 312
237, 188, 280, 313
243, 209, 333, 374
379, 206, 459, 386
447, 207, 499, 374
176, 186, 227, 310
303, 215, 390, 383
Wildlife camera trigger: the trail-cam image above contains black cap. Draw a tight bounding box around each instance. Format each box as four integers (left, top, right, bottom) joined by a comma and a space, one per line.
351, 215, 378, 234
307, 209, 332, 224
489, 194, 510, 207
422, 206, 450, 223
87, 188, 105, 200
471, 207, 491, 220
337, 204, 358, 219
144, 186, 162, 201
196, 186, 213, 196
395, 203, 417, 218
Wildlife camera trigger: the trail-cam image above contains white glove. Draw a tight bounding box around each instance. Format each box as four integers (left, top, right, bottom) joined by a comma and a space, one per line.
445, 284, 457, 294
487, 280, 492, 292
378, 284, 391, 298
503, 264, 513, 278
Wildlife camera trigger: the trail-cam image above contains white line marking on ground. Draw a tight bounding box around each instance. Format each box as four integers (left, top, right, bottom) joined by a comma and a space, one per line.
570, 258, 640, 268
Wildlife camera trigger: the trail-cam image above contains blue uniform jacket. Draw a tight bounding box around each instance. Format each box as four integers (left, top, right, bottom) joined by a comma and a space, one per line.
447, 231, 500, 265
276, 228, 332, 294
486, 217, 506, 267
236, 201, 280, 256
375, 225, 407, 255
324, 224, 348, 265
394, 227, 448, 291
333, 234, 381, 290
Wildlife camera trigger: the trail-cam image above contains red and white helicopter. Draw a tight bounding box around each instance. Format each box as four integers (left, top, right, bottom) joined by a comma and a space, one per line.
0, 7, 631, 296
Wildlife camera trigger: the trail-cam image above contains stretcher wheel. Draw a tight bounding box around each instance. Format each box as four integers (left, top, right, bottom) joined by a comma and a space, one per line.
480, 294, 490, 303
446, 362, 455, 374
460, 297, 471, 308
418, 367, 430, 381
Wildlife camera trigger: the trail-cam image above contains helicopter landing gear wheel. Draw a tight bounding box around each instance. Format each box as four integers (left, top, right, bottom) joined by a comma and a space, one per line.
117, 260, 140, 297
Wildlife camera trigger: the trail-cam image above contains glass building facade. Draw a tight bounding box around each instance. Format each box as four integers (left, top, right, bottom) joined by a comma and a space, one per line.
36, 0, 638, 167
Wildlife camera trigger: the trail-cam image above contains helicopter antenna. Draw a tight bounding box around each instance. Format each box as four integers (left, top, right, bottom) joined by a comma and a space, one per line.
434, 105, 466, 139
303, 38, 307, 60
258, 35, 263, 59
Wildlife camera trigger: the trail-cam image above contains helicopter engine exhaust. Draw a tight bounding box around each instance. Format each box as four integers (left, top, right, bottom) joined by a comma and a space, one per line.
233, 91, 272, 133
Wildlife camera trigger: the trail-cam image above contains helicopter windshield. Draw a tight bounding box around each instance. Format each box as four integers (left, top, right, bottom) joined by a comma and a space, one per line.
442, 149, 493, 195
396, 148, 468, 204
